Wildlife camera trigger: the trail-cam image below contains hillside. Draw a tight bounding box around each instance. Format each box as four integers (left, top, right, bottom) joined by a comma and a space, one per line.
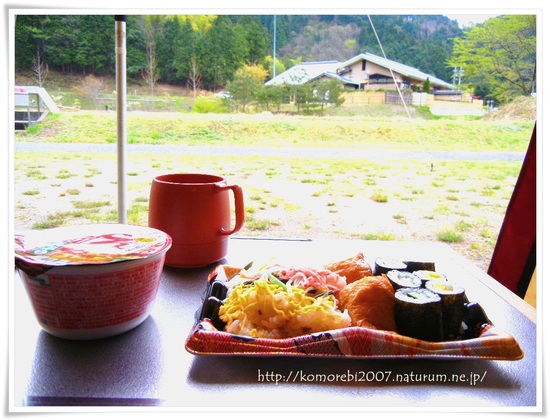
15, 14, 462, 92
275, 15, 461, 76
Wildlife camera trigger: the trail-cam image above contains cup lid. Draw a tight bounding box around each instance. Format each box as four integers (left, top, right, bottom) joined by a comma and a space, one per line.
14, 224, 172, 266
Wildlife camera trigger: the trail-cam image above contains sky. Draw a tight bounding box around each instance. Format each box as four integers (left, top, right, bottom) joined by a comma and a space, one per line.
444, 14, 500, 28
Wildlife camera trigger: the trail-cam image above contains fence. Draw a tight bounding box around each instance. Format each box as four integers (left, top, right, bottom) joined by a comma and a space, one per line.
340, 90, 484, 116
98, 98, 176, 112
341, 91, 415, 106
340, 91, 386, 105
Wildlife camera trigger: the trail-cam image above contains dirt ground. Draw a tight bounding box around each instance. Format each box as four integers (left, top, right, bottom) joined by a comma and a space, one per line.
13, 145, 511, 273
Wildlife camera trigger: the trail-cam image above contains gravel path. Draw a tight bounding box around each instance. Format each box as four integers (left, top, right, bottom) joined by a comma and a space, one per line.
14, 141, 526, 162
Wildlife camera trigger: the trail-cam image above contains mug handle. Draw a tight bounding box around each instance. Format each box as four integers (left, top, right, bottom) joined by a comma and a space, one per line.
217, 184, 245, 236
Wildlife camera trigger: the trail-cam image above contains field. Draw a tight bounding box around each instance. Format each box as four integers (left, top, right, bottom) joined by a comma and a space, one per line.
13, 103, 536, 273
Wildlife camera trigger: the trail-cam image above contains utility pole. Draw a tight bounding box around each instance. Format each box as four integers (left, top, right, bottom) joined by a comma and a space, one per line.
453, 66, 464, 86
273, 15, 277, 79
115, 15, 127, 224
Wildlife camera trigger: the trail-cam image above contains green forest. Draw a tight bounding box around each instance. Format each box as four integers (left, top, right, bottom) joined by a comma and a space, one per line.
14, 14, 536, 104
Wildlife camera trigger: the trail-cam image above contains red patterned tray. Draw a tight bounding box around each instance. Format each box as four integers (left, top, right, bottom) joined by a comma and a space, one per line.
185, 264, 524, 360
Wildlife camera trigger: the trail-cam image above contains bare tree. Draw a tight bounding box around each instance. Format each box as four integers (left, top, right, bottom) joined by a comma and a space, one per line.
187, 57, 202, 97
74, 75, 105, 109
138, 16, 162, 110
141, 41, 160, 108
31, 48, 48, 87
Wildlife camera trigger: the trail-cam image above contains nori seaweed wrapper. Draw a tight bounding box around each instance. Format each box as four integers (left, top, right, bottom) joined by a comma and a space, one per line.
387, 270, 422, 291
462, 302, 492, 339
404, 260, 436, 272
394, 287, 444, 342
425, 280, 465, 339
374, 257, 407, 275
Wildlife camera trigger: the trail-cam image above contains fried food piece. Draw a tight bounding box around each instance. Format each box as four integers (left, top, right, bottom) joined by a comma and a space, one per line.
325, 252, 373, 284
338, 275, 397, 332
208, 264, 242, 281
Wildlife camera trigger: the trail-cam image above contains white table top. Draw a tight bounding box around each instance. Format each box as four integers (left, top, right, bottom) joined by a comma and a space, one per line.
11, 238, 539, 411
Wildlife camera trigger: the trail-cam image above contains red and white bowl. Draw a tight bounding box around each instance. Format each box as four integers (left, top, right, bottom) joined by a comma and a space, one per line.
15, 224, 172, 340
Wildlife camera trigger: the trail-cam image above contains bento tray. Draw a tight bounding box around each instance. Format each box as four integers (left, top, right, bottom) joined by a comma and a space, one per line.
185, 263, 524, 360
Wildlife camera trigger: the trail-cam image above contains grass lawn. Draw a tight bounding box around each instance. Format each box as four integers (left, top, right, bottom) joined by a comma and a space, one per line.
18, 110, 533, 151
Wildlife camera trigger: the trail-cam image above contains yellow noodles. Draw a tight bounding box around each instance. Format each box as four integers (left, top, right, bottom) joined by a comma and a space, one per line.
219, 280, 351, 338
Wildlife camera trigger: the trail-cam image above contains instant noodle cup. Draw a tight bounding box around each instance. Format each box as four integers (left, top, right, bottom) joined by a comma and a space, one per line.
14, 224, 172, 340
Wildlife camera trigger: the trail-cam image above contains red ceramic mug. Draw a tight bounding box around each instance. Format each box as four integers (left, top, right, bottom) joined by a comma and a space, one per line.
148, 173, 245, 268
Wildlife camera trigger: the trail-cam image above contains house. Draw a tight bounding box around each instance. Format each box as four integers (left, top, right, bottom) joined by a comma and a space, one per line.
266, 52, 455, 92
338, 52, 455, 91
265, 61, 360, 89
263, 53, 483, 114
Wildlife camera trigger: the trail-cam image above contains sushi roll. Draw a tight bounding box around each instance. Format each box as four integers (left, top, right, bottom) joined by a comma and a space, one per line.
394, 287, 444, 342
404, 260, 436, 272
386, 270, 422, 291
462, 301, 492, 339
425, 280, 466, 339
374, 257, 407, 275
413, 270, 447, 287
